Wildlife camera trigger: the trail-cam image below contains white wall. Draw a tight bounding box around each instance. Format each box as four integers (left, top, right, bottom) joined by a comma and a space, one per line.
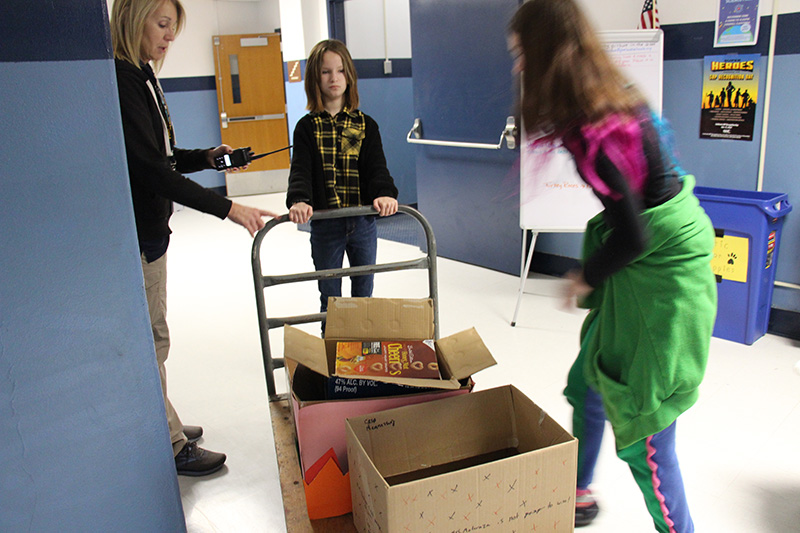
276, 0, 328, 61
344, 0, 411, 59
301, 0, 329, 58
579, 0, 800, 27
657, 0, 800, 24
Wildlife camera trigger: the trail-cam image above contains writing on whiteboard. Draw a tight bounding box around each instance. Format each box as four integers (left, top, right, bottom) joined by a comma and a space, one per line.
545, 181, 592, 190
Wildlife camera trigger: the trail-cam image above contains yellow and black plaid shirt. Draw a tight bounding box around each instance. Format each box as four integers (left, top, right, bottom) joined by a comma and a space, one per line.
311, 109, 366, 208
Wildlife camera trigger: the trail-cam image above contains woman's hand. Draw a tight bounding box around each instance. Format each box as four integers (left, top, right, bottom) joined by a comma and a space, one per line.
227, 202, 278, 237
207, 144, 249, 171
373, 196, 398, 217
562, 269, 593, 309
289, 201, 313, 224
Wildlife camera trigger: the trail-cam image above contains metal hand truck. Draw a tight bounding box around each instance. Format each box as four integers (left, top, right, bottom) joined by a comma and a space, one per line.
251, 205, 439, 402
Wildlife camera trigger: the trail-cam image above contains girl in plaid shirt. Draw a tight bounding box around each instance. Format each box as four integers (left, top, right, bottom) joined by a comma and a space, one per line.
286, 40, 398, 323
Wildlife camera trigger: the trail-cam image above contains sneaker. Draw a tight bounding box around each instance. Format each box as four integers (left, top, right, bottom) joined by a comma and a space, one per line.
575, 489, 599, 527
175, 442, 226, 477
183, 425, 203, 442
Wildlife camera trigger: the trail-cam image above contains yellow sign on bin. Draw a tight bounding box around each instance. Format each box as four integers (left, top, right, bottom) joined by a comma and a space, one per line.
711, 234, 749, 283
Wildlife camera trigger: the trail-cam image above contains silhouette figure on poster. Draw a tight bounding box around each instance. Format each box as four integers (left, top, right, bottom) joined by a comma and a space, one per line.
725, 82, 735, 107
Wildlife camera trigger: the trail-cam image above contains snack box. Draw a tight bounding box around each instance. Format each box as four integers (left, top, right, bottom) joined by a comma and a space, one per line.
335, 340, 442, 380
346, 385, 579, 532
283, 297, 497, 520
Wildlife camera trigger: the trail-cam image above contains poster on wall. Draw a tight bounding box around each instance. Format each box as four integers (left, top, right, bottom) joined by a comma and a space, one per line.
715, 0, 761, 47
699, 54, 760, 141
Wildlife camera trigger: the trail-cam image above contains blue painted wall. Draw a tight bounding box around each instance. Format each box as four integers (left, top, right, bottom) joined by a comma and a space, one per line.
163, 88, 226, 189
0, 1, 185, 530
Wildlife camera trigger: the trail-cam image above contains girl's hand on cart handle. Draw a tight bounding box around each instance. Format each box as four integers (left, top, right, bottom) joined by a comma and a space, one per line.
374, 196, 398, 217
289, 201, 313, 224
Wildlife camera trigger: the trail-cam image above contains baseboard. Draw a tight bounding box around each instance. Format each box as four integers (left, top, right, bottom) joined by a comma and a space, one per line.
529, 251, 581, 278
768, 308, 800, 341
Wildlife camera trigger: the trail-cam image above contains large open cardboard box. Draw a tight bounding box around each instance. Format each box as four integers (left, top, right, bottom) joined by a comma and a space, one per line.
283, 297, 497, 519
346, 385, 578, 532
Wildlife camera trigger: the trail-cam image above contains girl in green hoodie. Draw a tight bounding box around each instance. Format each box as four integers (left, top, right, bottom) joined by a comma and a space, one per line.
509, 1, 716, 531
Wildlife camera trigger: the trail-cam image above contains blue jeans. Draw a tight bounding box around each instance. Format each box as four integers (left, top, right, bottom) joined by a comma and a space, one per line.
310, 216, 377, 312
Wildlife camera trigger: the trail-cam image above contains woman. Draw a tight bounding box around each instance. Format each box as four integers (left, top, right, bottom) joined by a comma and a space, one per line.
508, 1, 716, 531
111, 0, 277, 476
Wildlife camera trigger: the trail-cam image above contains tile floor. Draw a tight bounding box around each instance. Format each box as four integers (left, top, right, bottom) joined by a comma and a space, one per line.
164, 192, 800, 532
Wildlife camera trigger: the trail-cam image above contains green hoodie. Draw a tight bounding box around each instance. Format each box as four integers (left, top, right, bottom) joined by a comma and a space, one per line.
574, 175, 716, 449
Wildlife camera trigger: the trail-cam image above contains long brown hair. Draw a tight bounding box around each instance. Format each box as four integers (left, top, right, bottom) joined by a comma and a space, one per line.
110, 0, 185, 71
508, 0, 643, 136
304, 40, 360, 113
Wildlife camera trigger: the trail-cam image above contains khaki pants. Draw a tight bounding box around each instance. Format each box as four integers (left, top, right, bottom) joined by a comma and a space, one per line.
141, 253, 187, 456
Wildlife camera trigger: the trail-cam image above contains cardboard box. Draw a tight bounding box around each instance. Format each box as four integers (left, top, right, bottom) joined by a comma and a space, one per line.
283, 297, 497, 520
346, 385, 578, 532
287, 298, 492, 400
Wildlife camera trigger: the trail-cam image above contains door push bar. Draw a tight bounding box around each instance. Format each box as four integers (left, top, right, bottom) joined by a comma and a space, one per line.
406, 116, 517, 150
220, 112, 286, 129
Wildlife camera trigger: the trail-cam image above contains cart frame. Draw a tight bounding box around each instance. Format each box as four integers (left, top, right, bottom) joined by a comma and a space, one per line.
251, 205, 439, 401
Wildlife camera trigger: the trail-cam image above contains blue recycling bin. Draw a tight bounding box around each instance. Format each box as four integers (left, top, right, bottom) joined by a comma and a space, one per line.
694, 186, 792, 345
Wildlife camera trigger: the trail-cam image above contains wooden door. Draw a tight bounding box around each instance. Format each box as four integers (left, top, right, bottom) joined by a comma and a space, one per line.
213, 33, 290, 196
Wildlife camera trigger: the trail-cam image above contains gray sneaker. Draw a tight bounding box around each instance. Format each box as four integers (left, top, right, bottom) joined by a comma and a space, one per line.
175, 442, 226, 476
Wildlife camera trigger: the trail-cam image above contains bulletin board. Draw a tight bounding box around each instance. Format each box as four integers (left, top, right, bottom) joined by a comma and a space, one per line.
519, 29, 664, 232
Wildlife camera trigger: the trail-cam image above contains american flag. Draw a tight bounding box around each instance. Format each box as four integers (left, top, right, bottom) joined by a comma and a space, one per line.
639, 0, 660, 29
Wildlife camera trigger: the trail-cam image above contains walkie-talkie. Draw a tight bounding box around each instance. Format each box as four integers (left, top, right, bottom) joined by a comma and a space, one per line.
214, 145, 292, 171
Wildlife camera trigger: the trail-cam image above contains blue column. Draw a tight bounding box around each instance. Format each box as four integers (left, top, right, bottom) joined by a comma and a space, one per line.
0, 1, 185, 530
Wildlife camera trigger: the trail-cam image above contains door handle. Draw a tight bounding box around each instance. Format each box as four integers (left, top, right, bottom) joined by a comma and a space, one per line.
220, 113, 285, 129
406, 116, 517, 150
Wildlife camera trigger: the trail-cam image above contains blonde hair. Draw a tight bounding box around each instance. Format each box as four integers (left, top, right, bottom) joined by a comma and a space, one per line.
304, 40, 360, 113
509, 0, 644, 135
110, 0, 185, 71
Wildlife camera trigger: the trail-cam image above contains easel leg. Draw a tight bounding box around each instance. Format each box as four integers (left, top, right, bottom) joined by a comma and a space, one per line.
511, 231, 537, 327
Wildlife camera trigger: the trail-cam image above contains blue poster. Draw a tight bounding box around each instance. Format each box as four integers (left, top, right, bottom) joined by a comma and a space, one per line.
715, 0, 761, 47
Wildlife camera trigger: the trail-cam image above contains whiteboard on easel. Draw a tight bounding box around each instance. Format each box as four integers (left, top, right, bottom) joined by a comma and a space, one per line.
520, 29, 664, 233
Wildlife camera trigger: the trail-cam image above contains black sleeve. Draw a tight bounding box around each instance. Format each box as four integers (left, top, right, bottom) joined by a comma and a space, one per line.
116, 65, 231, 219
286, 117, 316, 209
582, 151, 648, 288
173, 147, 214, 174
360, 116, 398, 202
